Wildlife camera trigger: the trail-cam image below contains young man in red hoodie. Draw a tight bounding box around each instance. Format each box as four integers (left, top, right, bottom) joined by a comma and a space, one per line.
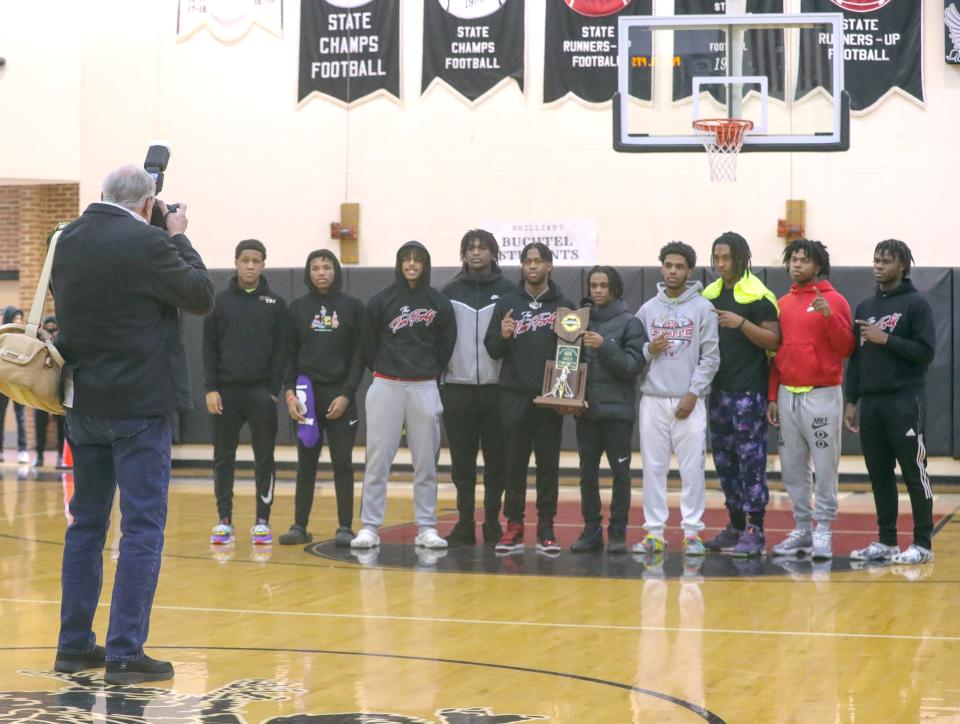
767, 240, 854, 560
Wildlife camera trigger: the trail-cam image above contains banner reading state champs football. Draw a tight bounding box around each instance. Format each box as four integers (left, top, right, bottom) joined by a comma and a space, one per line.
797, 0, 923, 113
544, 0, 652, 105
298, 0, 400, 106
422, 0, 525, 102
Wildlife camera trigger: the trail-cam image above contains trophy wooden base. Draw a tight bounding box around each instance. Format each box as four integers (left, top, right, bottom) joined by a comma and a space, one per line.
533, 362, 588, 413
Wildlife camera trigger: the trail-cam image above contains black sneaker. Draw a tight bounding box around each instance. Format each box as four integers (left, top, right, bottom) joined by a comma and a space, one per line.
444, 519, 476, 546
481, 519, 503, 545
570, 525, 603, 553
104, 655, 174, 685
333, 526, 354, 547
704, 524, 743, 552
54, 645, 106, 673
536, 524, 561, 554
607, 525, 627, 554
278, 524, 313, 545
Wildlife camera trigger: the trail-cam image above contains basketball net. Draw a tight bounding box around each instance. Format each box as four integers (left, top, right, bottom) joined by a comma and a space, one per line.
693, 118, 754, 182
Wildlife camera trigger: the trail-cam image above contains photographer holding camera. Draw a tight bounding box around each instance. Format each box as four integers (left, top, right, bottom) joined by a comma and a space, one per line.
51, 163, 214, 684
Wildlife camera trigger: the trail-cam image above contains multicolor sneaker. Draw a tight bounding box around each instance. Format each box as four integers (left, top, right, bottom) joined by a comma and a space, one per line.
250, 519, 272, 546
495, 522, 524, 552
850, 541, 899, 561
704, 524, 743, 552
683, 536, 706, 556
632, 533, 665, 554
731, 525, 766, 558
210, 520, 234, 545
771, 528, 813, 557
536, 524, 561, 554
890, 544, 933, 565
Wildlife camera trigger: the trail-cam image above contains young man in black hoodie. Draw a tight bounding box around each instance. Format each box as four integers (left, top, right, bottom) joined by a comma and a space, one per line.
203, 239, 287, 547
569, 266, 646, 554
441, 229, 515, 546
278, 249, 365, 547
350, 241, 456, 550
485, 242, 575, 554
843, 239, 936, 565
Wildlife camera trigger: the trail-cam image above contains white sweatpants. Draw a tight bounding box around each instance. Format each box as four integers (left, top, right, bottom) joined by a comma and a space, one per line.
639, 395, 707, 537
360, 377, 443, 532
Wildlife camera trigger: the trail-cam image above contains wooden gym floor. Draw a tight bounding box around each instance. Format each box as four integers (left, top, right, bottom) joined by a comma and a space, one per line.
1, 461, 959, 723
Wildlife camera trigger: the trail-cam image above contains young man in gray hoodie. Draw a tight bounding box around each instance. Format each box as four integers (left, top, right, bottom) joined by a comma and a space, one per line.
634, 242, 720, 556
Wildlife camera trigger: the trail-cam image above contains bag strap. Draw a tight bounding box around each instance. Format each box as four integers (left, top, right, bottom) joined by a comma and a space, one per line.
26, 222, 67, 336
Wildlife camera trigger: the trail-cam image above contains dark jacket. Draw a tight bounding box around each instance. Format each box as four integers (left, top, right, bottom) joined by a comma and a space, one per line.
581, 299, 647, 421
363, 241, 457, 378
52, 203, 214, 416
442, 265, 515, 386
203, 275, 287, 393
845, 278, 935, 403
484, 278, 575, 394
284, 254, 365, 398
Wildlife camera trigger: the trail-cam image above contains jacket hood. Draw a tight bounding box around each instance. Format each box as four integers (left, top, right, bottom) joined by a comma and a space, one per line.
228, 275, 271, 294
656, 280, 704, 304
587, 298, 629, 322
875, 277, 915, 299
395, 240, 431, 289
304, 249, 343, 295
2, 305, 23, 324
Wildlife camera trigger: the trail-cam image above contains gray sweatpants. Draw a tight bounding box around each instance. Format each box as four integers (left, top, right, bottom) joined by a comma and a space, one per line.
359, 377, 443, 533
777, 385, 843, 529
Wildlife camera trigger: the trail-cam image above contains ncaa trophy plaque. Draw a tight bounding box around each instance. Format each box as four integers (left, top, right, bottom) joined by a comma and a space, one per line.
534, 307, 589, 412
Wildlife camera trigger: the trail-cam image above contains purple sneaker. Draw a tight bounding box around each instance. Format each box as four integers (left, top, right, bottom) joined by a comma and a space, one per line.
731, 525, 765, 558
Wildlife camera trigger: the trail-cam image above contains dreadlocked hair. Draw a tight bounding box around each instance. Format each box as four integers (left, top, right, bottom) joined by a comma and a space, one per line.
587, 265, 624, 300
459, 229, 500, 264
874, 238, 913, 278
712, 231, 752, 279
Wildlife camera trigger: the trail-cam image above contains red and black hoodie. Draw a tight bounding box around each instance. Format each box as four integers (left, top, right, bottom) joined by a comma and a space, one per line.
363, 241, 457, 379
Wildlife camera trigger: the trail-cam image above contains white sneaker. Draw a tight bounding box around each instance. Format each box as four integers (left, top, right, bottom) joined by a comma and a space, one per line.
850, 541, 899, 561
890, 544, 933, 565
811, 528, 832, 560
350, 528, 380, 549
17, 450, 29, 464
415, 528, 448, 549
771, 528, 812, 556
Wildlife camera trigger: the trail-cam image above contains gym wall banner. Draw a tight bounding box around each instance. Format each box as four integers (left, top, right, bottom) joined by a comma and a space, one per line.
479, 219, 597, 266
797, 0, 924, 113
298, 0, 400, 107
177, 0, 284, 41
422, 0, 525, 103
672, 0, 785, 104
947, 1, 960, 63
543, 0, 653, 105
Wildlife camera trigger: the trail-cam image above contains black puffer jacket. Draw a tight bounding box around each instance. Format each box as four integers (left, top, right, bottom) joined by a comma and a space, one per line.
581, 299, 647, 421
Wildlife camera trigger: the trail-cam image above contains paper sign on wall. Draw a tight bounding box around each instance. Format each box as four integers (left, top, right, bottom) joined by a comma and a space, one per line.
480, 219, 597, 266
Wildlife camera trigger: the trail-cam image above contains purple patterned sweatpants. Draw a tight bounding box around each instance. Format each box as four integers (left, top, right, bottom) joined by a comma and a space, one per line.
708, 390, 769, 515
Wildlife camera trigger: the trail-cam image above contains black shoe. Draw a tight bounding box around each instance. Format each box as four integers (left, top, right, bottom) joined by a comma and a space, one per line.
54, 645, 106, 673
607, 526, 627, 554
278, 525, 313, 545
444, 519, 476, 546
536, 524, 561, 554
482, 519, 503, 545
570, 525, 604, 553
333, 526, 354, 547
104, 655, 174, 685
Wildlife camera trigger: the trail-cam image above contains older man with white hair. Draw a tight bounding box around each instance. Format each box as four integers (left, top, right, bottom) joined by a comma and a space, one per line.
51, 164, 214, 684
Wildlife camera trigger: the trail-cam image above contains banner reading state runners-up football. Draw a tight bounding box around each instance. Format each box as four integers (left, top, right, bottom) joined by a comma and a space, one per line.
673, 0, 785, 104
422, 0, 525, 103
298, 0, 400, 106
543, 0, 652, 105
797, 0, 923, 113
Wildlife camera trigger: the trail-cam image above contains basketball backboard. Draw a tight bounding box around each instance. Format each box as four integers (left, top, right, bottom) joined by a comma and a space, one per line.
612, 13, 850, 153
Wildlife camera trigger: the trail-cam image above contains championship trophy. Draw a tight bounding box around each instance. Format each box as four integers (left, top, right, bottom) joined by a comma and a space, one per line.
534, 307, 589, 412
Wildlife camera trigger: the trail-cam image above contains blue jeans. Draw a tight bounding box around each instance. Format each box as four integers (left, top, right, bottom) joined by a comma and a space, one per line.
58, 412, 171, 662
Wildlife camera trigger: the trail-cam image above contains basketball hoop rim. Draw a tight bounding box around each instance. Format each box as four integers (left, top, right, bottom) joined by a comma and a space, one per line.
692, 118, 755, 134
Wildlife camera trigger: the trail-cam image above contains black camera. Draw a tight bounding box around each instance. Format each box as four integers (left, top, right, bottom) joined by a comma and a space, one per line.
143, 143, 179, 228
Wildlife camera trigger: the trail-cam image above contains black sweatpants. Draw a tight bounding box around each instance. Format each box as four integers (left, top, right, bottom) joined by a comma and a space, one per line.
293, 385, 358, 531
575, 416, 634, 529
35, 409, 66, 458
211, 385, 278, 522
441, 383, 505, 522
859, 392, 934, 550
499, 389, 563, 526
